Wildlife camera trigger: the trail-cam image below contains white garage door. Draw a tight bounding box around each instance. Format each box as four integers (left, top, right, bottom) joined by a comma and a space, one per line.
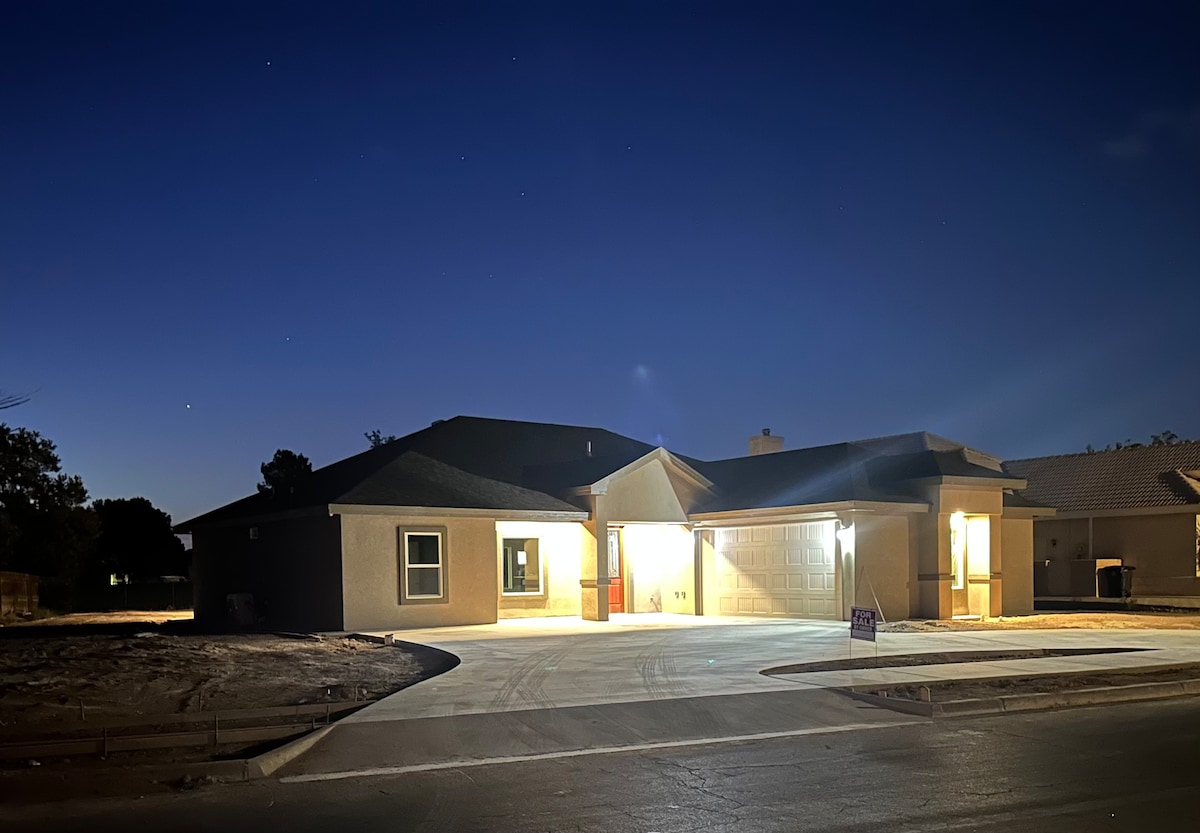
715, 522, 838, 618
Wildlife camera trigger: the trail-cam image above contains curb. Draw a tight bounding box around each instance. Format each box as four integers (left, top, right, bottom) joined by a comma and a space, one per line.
245, 725, 334, 779
846, 677, 1200, 718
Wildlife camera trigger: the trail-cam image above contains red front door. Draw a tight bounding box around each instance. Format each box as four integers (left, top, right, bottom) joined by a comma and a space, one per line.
607, 529, 624, 613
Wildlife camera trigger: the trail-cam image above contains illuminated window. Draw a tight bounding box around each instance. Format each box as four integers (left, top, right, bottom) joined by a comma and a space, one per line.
502, 538, 543, 595
949, 512, 966, 590
402, 532, 443, 600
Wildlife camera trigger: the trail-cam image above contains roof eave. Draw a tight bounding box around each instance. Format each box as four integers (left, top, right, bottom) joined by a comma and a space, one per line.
328, 503, 589, 521
1003, 506, 1057, 519
689, 499, 930, 525
586, 448, 714, 495
172, 504, 329, 533
904, 475, 1027, 489
1047, 504, 1200, 520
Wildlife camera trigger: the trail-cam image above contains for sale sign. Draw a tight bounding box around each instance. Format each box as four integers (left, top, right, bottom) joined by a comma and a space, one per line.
850, 607, 877, 642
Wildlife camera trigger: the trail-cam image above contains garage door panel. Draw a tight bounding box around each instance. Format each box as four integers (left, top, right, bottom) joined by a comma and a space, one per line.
736, 573, 766, 590
715, 521, 838, 620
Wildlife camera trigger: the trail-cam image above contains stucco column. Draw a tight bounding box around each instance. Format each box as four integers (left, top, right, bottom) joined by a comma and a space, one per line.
581, 493, 610, 621
916, 512, 952, 618
988, 513, 1004, 616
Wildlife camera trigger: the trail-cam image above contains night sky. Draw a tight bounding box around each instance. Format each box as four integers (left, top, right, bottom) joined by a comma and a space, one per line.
2, 1, 1198, 525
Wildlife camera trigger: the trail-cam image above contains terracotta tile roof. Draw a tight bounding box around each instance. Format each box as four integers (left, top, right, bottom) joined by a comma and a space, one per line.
1004, 442, 1200, 513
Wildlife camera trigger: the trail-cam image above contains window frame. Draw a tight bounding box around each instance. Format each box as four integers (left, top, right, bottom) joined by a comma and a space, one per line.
501, 537, 545, 597
399, 529, 447, 603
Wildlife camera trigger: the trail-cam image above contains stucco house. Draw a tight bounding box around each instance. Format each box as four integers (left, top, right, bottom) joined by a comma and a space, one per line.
176, 416, 1046, 631
1005, 443, 1200, 600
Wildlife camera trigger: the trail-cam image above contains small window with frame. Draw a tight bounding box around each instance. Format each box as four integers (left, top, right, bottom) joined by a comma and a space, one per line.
402, 531, 444, 601
501, 538, 543, 595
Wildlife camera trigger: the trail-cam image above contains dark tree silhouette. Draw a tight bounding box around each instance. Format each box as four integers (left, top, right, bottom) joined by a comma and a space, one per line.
365, 429, 397, 448
257, 449, 312, 496
0, 423, 96, 603
93, 497, 188, 580
1086, 430, 1188, 452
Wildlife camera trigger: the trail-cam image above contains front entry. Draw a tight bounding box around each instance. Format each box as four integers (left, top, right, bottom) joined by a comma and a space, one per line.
950, 513, 990, 617
607, 528, 624, 613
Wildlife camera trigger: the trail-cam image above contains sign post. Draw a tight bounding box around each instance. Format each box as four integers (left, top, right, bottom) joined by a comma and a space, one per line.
850, 606, 878, 665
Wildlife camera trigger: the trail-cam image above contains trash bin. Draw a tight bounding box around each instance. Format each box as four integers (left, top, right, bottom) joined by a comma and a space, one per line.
1120, 566, 1136, 599
1097, 565, 1123, 598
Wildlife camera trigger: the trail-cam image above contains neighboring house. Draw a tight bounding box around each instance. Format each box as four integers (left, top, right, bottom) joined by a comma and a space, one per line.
1005, 443, 1200, 599
175, 417, 1045, 632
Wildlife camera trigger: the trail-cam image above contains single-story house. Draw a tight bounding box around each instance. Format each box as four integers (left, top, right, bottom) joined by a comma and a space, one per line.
1005, 443, 1200, 599
175, 416, 1048, 631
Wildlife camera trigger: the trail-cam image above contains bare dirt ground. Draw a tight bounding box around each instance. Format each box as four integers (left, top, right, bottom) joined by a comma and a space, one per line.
881, 611, 1200, 632
2, 610, 195, 627
0, 632, 424, 735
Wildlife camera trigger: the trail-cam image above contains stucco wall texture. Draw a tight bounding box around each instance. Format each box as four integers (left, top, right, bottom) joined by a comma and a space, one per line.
340, 513, 498, 631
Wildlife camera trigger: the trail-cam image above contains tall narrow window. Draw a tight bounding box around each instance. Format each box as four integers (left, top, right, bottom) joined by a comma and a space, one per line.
502, 538, 542, 595
404, 532, 443, 599
949, 512, 966, 590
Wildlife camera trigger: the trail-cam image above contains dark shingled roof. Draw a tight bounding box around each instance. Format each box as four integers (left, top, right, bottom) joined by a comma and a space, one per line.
691, 443, 925, 513
334, 452, 584, 513
849, 432, 1004, 471
1005, 442, 1200, 513
177, 416, 649, 529
866, 449, 1022, 483
177, 420, 1021, 529
521, 452, 663, 495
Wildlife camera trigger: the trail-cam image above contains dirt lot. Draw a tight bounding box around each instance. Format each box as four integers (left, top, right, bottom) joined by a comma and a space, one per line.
882, 611, 1200, 632
0, 630, 426, 735
2, 610, 195, 628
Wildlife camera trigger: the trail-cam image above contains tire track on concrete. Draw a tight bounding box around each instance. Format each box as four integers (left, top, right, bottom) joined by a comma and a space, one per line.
488, 642, 575, 712
635, 636, 690, 699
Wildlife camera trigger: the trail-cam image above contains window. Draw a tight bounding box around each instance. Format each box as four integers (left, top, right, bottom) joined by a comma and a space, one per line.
403, 532, 443, 600
502, 538, 542, 595
949, 512, 966, 590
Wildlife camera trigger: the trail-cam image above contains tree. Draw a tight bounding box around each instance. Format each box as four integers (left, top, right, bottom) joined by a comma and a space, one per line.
0, 423, 96, 605
365, 429, 397, 448
92, 497, 188, 581
1086, 430, 1188, 452
257, 449, 312, 496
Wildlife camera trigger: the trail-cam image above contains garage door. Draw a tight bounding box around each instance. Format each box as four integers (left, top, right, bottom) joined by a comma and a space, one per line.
715, 522, 838, 618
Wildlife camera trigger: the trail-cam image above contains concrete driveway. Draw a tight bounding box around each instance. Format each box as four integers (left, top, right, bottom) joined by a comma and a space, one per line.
348, 614, 847, 722
348, 613, 1200, 723
278, 615, 1200, 780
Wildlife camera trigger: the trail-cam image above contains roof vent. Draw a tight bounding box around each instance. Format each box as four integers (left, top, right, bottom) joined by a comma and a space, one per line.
586, 440, 593, 458
749, 429, 784, 456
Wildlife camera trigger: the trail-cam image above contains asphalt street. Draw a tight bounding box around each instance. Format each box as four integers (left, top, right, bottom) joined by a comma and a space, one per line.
6, 697, 1199, 833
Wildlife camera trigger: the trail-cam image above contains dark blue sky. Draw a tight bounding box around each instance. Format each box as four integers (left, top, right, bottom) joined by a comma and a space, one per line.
3, 1, 1198, 524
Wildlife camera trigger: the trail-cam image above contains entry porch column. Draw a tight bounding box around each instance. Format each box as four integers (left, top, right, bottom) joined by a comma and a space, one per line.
581, 493, 610, 621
